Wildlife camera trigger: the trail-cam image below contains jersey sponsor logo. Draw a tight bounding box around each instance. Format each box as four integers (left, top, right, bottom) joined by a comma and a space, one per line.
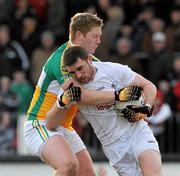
96, 104, 113, 111
97, 86, 105, 91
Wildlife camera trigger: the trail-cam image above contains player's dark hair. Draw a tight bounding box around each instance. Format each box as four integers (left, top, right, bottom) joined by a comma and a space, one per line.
63, 46, 88, 66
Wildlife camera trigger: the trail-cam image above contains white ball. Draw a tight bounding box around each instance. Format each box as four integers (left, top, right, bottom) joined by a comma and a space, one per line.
115, 95, 145, 111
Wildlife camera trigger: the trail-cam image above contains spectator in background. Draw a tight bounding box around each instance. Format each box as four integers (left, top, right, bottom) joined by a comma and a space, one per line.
46, 0, 66, 43
147, 32, 174, 86
28, 0, 48, 23
0, 24, 29, 77
157, 79, 176, 111
13, 0, 37, 39
142, 18, 174, 52
18, 13, 41, 58
0, 111, 16, 155
93, 0, 111, 24
96, 5, 124, 58
166, 55, 180, 111
0, 94, 5, 111
146, 90, 172, 136
132, 6, 155, 52
112, 37, 143, 75
30, 30, 56, 85
173, 81, 180, 111
114, 21, 134, 52
11, 70, 33, 114
0, 76, 19, 112
167, 54, 180, 85
167, 6, 180, 52
0, 0, 14, 26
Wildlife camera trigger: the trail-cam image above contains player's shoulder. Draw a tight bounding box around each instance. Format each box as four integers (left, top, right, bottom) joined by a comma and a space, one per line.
42, 42, 67, 76
94, 61, 125, 70
44, 42, 68, 69
49, 42, 68, 62
94, 61, 134, 79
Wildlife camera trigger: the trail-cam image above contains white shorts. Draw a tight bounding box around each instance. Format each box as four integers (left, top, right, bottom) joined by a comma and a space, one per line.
24, 120, 86, 159
103, 121, 160, 176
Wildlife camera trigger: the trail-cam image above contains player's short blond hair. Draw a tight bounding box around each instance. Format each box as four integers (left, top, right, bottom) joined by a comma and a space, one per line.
69, 12, 103, 41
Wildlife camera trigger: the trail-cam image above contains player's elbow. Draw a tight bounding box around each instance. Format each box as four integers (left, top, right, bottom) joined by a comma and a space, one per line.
46, 113, 59, 131
46, 120, 57, 131
46, 121, 52, 130
149, 80, 157, 95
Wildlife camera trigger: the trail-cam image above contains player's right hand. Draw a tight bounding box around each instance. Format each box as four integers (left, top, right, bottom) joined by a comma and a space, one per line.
114, 86, 143, 102
120, 106, 146, 122
126, 104, 153, 117
57, 83, 81, 108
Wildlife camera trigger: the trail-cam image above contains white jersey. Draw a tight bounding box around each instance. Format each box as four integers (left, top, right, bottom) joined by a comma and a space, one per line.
79, 62, 147, 146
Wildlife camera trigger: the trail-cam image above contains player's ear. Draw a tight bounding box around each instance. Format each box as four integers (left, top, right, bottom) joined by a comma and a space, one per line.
75, 31, 83, 40
87, 55, 93, 64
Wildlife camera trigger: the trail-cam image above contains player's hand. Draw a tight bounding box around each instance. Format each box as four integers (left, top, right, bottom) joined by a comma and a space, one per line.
126, 104, 153, 117
114, 86, 143, 102
57, 83, 81, 108
120, 107, 146, 122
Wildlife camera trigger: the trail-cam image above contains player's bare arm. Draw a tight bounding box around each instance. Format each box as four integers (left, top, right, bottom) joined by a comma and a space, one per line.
129, 73, 157, 107
60, 79, 143, 105
46, 103, 67, 130
79, 86, 143, 105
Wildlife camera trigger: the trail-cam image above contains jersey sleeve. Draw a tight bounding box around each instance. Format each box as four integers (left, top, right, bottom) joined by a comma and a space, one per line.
110, 62, 136, 87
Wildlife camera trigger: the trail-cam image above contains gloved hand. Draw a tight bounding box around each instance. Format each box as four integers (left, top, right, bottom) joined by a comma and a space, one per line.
120, 107, 146, 122
126, 104, 153, 117
114, 86, 143, 102
57, 83, 81, 108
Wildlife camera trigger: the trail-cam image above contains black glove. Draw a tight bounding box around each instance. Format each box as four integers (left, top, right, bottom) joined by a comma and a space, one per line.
114, 86, 143, 102
126, 104, 153, 117
57, 83, 81, 108
120, 107, 146, 122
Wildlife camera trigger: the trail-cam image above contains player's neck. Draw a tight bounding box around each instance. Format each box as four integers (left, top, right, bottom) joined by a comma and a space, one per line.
91, 65, 97, 81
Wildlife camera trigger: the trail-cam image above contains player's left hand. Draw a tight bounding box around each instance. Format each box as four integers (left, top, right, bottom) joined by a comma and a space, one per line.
120, 107, 146, 122
57, 83, 81, 108
63, 83, 81, 102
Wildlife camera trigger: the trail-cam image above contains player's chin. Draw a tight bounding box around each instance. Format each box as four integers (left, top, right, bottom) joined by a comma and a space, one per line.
90, 47, 97, 54
79, 78, 89, 84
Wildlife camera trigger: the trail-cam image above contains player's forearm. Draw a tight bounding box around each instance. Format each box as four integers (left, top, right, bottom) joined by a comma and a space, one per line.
79, 89, 115, 105
46, 103, 66, 130
143, 82, 157, 107
130, 74, 157, 107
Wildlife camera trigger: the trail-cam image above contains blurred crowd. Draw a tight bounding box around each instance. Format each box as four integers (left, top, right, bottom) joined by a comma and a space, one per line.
0, 0, 179, 157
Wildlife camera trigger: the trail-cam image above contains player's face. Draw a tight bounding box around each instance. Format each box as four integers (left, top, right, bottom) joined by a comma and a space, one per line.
78, 26, 102, 54
67, 57, 94, 84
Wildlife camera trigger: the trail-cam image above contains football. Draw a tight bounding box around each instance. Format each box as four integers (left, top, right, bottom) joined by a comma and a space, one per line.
115, 95, 145, 112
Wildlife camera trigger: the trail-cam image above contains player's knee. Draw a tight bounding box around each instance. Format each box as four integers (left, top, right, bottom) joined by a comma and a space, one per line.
141, 162, 162, 176
55, 160, 79, 176
86, 170, 96, 176
139, 150, 162, 176
149, 164, 162, 176
79, 168, 96, 176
